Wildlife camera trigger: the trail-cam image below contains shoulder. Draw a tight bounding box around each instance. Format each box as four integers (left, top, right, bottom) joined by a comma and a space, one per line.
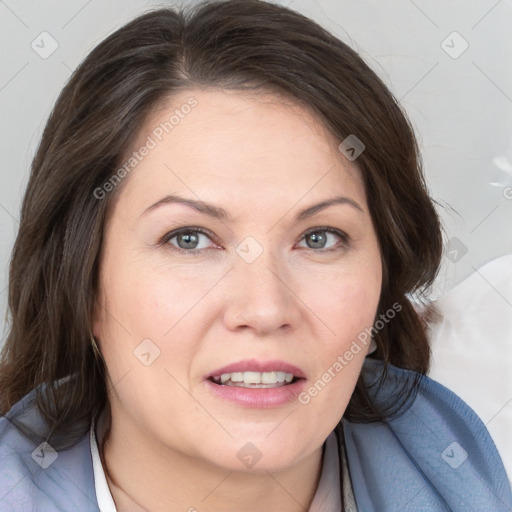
0, 387, 99, 511
342, 358, 512, 511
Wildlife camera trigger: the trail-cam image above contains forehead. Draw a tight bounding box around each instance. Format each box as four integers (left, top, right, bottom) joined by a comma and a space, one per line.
117, 88, 366, 215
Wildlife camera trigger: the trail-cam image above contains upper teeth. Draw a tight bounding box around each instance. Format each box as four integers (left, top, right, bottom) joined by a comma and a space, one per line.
216, 371, 294, 385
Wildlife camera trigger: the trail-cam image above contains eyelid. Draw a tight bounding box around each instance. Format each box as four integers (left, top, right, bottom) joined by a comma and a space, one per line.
299, 226, 349, 244
160, 226, 220, 248
295, 226, 350, 252
160, 225, 350, 255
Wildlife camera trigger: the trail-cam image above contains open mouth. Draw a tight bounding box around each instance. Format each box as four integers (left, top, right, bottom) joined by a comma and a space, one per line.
208, 371, 303, 389
205, 365, 308, 407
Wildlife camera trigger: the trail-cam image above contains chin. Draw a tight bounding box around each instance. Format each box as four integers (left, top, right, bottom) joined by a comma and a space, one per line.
203, 435, 313, 475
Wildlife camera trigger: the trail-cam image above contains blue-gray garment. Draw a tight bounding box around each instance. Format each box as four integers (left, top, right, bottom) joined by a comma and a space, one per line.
1, 358, 511, 511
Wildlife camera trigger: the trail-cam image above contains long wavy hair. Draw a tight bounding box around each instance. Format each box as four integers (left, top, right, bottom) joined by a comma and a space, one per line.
0, 0, 442, 504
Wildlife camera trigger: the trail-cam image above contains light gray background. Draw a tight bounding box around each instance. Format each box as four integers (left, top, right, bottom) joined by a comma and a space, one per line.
1, 2, 511, 345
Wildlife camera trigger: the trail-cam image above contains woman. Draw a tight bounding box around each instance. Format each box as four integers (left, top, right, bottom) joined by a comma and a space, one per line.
0, 1, 510, 510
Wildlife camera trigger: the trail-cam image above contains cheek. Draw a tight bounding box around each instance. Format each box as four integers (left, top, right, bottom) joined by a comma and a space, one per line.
315, 281, 379, 373
296, 257, 381, 391
102, 246, 208, 329
99, 261, 216, 376
302, 259, 382, 341
296, 268, 381, 429
128, 269, 214, 336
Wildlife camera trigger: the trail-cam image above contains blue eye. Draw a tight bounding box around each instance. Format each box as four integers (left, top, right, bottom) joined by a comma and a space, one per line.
162, 227, 219, 255
298, 227, 349, 251
160, 226, 349, 256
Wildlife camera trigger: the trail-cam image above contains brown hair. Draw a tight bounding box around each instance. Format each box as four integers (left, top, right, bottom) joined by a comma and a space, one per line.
1, 0, 442, 480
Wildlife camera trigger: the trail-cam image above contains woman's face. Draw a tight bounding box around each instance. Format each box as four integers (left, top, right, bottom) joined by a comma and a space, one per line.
93, 88, 382, 473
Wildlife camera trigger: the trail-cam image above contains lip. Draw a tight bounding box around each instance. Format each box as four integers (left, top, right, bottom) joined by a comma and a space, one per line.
204, 359, 307, 409
206, 359, 306, 380
204, 377, 307, 408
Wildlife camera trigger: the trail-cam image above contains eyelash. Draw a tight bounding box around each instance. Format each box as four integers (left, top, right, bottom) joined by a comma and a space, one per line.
159, 226, 350, 256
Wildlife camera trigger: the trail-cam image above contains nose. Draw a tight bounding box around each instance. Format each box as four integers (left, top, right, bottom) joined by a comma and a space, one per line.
221, 247, 302, 337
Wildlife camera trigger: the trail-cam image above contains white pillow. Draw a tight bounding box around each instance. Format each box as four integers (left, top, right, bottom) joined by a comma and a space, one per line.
425, 254, 512, 481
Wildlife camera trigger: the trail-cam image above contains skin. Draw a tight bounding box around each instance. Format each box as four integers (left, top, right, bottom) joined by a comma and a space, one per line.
93, 87, 382, 512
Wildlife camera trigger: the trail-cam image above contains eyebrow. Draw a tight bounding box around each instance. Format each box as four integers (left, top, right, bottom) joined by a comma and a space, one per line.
140, 194, 364, 221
